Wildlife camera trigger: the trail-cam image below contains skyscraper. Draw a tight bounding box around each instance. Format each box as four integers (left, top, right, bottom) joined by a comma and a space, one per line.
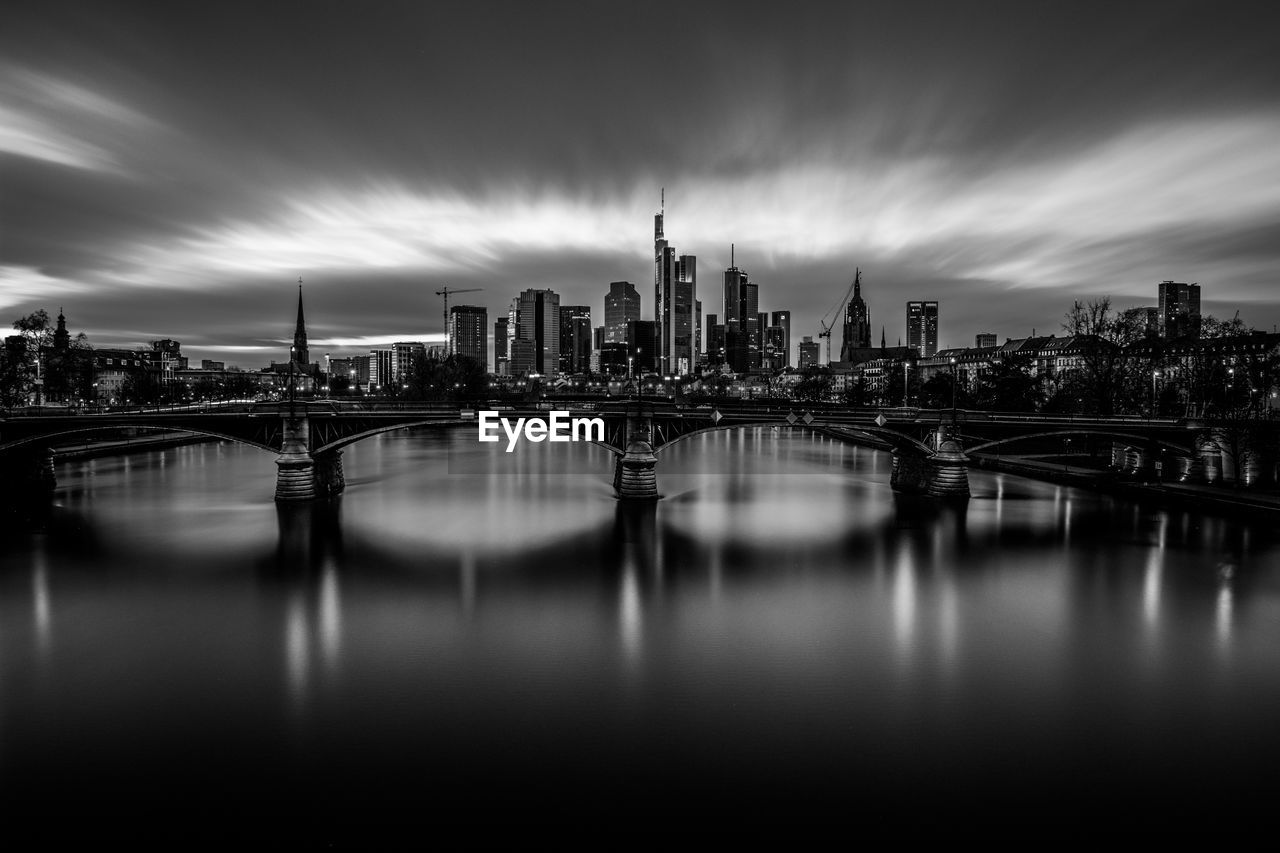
604, 281, 640, 345
494, 317, 509, 374
508, 289, 561, 377
840, 269, 871, 360
705, 313, 725, 368
654, 200, 696, 376
763, 324, 786, 371
449, 305, 488, 364
558, 305, 592, 375
1157, 281, 1201, 338
722, 261, 752, 373
906, 301, 939, 357
771, 310, 791, 368
391, 342, 426, 385
695, 299, 702, 370
799, 336, 821, 367
626, 320, 657, 374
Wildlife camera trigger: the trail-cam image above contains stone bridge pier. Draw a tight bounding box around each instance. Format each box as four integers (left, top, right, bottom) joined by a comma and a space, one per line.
890, 424, 970, 499
274, 415, 347, 502
614, 403, 658, 500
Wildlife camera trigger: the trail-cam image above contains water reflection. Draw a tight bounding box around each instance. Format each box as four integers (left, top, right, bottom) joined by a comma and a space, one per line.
32, 542, 51, 658
3, 429, 1280, 823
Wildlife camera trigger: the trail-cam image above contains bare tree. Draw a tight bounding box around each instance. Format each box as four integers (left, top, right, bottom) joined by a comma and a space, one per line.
1060, 298, 1149, 415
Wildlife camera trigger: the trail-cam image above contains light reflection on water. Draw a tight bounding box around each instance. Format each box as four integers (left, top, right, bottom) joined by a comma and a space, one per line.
3, 426, 1280, 827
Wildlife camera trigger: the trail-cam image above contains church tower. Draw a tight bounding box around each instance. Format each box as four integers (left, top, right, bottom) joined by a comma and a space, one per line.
292, 280, 310, 369
54, 308, 70, 350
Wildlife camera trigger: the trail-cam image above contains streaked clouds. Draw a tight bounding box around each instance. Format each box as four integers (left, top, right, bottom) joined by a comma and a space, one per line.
1, 0, 1277, 362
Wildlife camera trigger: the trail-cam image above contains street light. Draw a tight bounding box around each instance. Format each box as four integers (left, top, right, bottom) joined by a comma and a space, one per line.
1152, 370, 1160, 416
949, 356, 958, 420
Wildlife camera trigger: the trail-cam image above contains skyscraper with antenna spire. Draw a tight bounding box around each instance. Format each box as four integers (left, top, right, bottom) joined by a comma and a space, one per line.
653, 190, 696, 375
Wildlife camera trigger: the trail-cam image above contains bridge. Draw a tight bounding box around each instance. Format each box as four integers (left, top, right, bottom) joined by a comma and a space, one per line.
1, 400, 1273, 504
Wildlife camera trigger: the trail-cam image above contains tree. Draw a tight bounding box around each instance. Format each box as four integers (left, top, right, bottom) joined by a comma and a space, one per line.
883, 363, 918, 407
973, 352, 1044, 412
5, 310, 94, 405
0, 336, 28, 409
121, 369, 164, 405
793, 366, 834, 403
917, 372, 972, 410
1061, 297, 1148, 415
842, 376, 871, 408
402, 353, 488, 401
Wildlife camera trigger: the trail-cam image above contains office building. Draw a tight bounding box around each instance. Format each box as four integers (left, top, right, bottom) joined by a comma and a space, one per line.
763, 324, 787, 371
449, 305, 488, 364
604, 281, 640, 345
975, 333, 997, 348
1157, 281, 1201, 338
705, 314, 725, 368
771, 310, 791, 368
558, 305, 592, 375
906, 301, 939, 357
654, 204, 697, 376
494, 317, 509, 374
369, 349, 393, 391
508, 288, 560, 377
626, 320, 657, 374
721, 256, 763, 373
799, 336, 821, 368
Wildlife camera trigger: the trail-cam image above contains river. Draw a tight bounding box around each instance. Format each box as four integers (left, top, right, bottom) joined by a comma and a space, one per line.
3, 427, 1279, 837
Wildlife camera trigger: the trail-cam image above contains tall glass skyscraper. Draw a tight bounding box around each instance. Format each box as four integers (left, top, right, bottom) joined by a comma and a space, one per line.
906, 300, 939, 357
508, 289, 561, 377
604, 281, 640, 345
654, 203, 696, 376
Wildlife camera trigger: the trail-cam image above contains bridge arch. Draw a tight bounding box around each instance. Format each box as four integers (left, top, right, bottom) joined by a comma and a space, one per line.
963, 429, 1196, 457
652, 421, 935, 456
309, 417, 469, 455
0, 423, 277, 455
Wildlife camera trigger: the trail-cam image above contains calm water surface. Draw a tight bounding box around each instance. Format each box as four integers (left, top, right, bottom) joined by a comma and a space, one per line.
3, 428, 1280, 834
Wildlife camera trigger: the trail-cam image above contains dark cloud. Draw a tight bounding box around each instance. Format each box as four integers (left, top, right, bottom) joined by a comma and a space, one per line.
2, 0, 1277, 364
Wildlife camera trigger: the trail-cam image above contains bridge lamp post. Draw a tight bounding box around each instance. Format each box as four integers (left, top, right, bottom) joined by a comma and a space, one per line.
949, 357, 958, 421
288, 345, 297, 418
1152, 370, 1160, 416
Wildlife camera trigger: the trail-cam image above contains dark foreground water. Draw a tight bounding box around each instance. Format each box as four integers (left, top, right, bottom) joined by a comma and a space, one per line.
3, 427, 1280, 838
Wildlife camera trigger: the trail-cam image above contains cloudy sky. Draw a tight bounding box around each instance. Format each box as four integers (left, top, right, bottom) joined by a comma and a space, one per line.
2, 0, 1277, 366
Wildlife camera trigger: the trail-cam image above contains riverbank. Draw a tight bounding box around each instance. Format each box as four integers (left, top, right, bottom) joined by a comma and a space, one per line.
972, 453, 1280, 517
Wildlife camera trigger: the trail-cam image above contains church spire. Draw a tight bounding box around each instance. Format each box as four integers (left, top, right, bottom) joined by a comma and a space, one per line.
292, 278, 309, 369
54, 307, 70, 350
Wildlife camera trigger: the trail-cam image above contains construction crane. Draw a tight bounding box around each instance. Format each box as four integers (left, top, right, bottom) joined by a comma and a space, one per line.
818, 269, 860, 365
435, 286, 483, 356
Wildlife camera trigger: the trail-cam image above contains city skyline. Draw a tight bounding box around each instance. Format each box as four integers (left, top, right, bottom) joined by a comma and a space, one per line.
3, 2, 1279, 366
